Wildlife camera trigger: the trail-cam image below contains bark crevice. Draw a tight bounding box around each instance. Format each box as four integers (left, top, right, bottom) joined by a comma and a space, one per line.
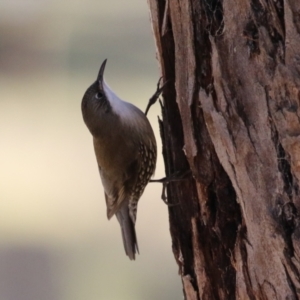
147, 0, 300, 298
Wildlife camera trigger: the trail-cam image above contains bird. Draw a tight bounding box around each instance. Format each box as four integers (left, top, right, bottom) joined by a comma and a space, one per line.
81, 59, 157, 260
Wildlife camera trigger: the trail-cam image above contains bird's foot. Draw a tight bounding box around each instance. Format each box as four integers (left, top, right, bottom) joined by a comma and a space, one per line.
150, 170, 192, 206
145, 77, 169, 116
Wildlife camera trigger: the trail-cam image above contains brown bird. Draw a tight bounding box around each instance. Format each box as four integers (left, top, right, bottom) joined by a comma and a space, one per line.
81, 60, 157, 260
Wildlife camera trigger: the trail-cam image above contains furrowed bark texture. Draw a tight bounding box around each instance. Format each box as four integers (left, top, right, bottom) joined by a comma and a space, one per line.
147, 0, 300, 299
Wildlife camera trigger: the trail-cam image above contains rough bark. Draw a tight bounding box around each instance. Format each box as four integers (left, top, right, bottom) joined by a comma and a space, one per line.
147, 0, 300, 299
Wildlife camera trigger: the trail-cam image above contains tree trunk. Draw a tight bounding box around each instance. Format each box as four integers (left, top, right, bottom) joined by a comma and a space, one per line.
147, 0, 300, 299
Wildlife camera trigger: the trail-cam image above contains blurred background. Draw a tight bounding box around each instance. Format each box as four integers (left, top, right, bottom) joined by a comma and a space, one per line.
0, 1, 183, 299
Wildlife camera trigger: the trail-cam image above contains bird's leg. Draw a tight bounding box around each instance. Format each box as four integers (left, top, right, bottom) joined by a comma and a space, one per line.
145, 77, 169, 116
150, 170, 192, 206
150, 170, 191, 183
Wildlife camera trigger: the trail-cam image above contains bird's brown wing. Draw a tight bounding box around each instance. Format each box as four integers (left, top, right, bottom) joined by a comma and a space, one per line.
101, 158, 140, 220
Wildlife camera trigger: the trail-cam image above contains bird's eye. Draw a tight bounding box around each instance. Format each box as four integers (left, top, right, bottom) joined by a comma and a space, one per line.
95, 92, 103, 99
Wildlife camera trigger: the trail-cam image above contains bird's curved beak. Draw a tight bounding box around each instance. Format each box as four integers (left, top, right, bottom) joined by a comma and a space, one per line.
97, 59, 107, 90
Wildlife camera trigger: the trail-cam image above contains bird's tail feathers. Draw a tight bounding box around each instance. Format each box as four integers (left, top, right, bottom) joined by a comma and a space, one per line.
116, 204, 139, 260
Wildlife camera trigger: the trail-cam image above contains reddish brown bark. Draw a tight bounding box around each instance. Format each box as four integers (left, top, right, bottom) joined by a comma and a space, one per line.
147, 0, 300, 299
